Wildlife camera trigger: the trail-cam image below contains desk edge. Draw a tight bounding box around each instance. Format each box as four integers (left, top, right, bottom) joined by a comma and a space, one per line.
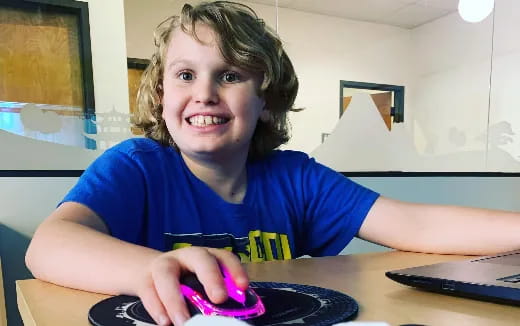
16, 281, 37, 326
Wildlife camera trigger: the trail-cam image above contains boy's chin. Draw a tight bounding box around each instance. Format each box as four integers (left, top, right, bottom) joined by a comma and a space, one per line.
181, 144, 250, 160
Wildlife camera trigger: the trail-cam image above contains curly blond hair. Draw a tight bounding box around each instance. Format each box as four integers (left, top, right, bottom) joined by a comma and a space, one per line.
133, 1, 299, 159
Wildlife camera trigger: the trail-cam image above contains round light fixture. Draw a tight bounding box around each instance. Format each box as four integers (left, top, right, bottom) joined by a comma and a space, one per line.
458, 0, 495, 23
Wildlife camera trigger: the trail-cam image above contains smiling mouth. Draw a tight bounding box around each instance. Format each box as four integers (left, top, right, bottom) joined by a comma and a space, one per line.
187, 115, 230, 127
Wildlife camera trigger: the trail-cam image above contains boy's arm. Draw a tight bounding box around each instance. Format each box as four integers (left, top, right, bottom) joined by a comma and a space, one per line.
25, 202, 247, 326
26, 202, 160, 294
357, 196, 520, 255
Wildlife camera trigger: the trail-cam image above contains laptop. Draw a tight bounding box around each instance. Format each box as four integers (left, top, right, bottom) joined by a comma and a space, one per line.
385, 250, 520, 305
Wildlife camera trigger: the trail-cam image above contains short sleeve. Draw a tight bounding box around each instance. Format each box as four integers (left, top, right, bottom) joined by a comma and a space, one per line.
61, 147, 147, 244
301, 157, 379, 256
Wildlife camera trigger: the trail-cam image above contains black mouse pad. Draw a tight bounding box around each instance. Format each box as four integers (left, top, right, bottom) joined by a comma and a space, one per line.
88, 281, 358, 326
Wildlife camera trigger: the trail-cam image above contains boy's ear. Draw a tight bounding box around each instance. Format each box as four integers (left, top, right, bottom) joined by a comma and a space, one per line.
161, 101, 165, 119
160, 95, 165, 119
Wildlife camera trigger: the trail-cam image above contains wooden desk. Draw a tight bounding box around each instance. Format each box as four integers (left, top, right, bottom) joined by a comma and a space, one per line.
16, 251, 520, 326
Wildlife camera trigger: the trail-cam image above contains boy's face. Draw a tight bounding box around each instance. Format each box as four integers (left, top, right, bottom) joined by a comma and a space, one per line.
161, 23, 266, 161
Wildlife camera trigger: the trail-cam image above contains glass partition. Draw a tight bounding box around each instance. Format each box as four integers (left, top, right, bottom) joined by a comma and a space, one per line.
487, 0, 520, 172
3, 0, 519, 173
272, 0, 500, 172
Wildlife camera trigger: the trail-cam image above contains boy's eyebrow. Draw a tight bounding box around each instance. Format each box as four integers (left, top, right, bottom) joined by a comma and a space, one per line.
166, 59, 242, 73
165, 59, 194, 71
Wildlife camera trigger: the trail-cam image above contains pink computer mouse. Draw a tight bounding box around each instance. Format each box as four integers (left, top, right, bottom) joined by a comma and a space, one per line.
180, 266, 265, 319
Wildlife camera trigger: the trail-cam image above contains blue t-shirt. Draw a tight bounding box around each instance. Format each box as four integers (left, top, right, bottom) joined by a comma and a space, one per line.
63, 138, 379, 262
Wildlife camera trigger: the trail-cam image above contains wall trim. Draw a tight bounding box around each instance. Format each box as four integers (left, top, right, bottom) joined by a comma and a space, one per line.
0, 171, 84, 177
341, 171, 520, 177
2, 171, 520, 178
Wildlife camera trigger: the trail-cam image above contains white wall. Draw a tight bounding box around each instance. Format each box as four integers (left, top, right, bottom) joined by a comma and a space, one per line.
80, 0, 129, 114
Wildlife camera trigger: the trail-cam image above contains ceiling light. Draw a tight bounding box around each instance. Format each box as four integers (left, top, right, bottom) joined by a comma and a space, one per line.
458, 0, 495, 23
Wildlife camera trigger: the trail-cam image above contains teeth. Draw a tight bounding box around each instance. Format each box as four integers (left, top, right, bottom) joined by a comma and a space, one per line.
188, 115, 227, 127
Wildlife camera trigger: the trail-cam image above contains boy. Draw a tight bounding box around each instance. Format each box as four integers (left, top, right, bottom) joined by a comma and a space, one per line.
25, 2, 520, 326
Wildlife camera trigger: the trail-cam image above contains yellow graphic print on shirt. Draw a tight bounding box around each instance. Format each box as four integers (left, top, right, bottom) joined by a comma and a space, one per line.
165, 230, 292, 263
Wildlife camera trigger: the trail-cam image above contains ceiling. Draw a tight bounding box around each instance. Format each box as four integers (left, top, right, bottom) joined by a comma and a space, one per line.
244, 0, 460, 29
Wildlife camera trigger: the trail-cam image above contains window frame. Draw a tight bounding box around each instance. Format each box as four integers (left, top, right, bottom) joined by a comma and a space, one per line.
339, 80, 404, 123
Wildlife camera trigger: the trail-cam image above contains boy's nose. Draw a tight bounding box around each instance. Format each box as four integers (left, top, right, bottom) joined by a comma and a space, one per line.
194, 78, 219, 105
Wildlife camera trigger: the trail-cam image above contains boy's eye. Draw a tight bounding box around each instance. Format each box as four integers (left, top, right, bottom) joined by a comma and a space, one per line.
221, 72, 240, 83
179, 71, 193, 81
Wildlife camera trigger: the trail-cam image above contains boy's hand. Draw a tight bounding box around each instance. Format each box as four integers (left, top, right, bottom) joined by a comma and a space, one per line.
136, 247, 248, 326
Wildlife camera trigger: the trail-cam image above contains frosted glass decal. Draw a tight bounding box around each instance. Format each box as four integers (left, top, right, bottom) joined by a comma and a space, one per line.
313, 93, 520, 172
313, 94, 425, 172
0, 102, 135, 152
84, 108, 136, 150
0, 102, 88, 148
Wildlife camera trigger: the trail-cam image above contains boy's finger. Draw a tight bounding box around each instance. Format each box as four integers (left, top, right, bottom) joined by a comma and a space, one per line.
177, 247, 248, 303
139, 282, 171, 326
173, 247, 228, 304
166, 247, 250, 305
152, 258, 191, 325
207, 248, 249, 289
